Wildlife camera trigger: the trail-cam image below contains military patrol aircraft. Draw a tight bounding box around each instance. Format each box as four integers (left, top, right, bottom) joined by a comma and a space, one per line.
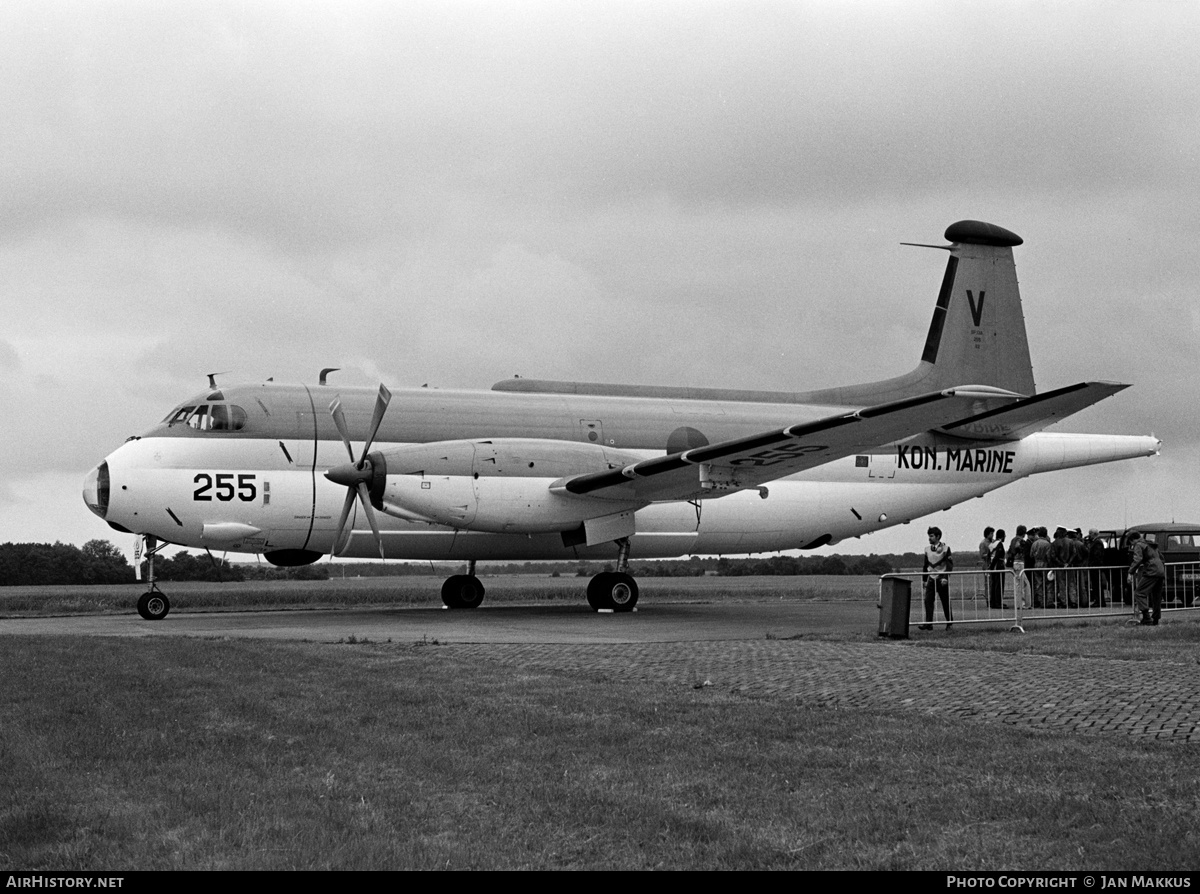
83, 220, 1159, 619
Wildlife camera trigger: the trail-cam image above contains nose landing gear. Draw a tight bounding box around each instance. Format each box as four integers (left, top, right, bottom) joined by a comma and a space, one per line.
137, 587, 170, 621
136, 535, 170, 620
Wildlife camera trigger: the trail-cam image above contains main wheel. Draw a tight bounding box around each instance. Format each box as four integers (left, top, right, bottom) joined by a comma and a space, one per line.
608, 572, 639, 612
441, 574, 485, 609
586, 572, 639, 612
137, 590, 170, 621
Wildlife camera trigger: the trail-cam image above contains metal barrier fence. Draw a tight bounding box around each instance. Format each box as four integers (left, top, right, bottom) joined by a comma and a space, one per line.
879, 562, 1199, 632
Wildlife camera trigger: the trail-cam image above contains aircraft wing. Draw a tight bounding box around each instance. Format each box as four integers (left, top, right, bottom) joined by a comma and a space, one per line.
941, 382, 1129, 441
552, 386, 1018, 503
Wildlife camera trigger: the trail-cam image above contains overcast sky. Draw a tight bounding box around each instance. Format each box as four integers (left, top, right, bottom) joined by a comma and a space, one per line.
2, 0, 1197, 562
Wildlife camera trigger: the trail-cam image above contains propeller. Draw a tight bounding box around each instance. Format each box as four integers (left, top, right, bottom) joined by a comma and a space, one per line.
325, 384, 392, 559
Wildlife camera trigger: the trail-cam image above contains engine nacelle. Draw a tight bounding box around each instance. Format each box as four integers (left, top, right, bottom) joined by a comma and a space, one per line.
368, 438, 645, 533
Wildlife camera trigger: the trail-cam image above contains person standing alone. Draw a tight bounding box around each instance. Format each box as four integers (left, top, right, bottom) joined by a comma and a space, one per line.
921, 526, 954, 630
1128, 531, 1166, 626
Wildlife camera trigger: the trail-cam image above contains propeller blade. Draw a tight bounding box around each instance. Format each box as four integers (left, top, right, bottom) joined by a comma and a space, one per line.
329, 398, 355, 463
325, 383, 391, 561
361, 384, 392, 458
357, 481, 385, 559
332, 488, 356, 555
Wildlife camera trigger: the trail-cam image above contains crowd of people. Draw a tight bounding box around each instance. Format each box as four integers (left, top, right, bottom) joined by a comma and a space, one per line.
919, 524, 1167, 629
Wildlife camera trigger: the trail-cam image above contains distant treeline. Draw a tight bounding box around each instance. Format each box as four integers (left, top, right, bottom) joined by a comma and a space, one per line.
330, 553, 905, 578
2, 540, 914, 586
0, 541, 133, 586
712, 554, 898, 576
0, 541, 329, 586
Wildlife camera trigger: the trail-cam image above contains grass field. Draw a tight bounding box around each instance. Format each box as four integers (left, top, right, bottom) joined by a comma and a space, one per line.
2, 577, 1198, 870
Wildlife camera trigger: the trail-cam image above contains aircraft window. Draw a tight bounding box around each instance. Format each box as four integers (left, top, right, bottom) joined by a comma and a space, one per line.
173, 403, 247, 432
166, 406, 196, 425
187, 405, 212, 430
209, 404, 247, 431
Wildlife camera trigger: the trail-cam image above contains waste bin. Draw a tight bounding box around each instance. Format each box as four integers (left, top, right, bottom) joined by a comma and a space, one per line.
878, 577, 911, 639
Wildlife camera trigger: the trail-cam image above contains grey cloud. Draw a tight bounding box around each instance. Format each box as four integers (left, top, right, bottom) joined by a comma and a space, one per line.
0, 1, 1197, 548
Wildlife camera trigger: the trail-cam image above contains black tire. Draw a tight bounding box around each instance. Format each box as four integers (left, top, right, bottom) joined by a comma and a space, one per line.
586, 572, 612, 610
441, 574, 485, 609
137, 590, 169, 621
586, 572, 638, 612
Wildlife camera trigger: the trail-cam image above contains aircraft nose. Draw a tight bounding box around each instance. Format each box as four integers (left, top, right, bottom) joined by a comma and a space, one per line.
83, 461, 110, 520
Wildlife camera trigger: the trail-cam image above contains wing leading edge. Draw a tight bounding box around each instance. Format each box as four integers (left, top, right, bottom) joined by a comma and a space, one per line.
552, 386, 1019, 504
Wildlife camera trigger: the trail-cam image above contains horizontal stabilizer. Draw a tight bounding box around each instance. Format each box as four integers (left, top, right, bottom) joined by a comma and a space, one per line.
554, 386, 1018, 503
942, 382, 1129, 441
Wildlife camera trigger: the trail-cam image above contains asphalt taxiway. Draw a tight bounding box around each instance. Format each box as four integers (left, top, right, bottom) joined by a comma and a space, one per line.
0, 599, 874, 644
4, 601, 1198, 743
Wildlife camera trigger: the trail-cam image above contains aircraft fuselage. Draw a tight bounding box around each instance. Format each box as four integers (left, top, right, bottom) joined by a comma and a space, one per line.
87, 381, 1157, 562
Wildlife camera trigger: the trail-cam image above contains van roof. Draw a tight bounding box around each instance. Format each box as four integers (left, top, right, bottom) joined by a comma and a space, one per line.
1126, 523, 1200, 532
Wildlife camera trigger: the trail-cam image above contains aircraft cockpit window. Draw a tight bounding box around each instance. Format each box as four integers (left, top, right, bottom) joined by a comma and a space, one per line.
165, 403, 247, 431
165, 406, 196, 425
187, 405, 211, 430
209, 404, 247, 431
188, 403, 248, 431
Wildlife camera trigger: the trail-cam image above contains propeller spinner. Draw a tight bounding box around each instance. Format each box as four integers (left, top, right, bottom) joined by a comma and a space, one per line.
325, 384, 392, 559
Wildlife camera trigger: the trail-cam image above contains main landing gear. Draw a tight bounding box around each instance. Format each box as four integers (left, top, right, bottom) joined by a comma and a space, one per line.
586, 537, 639, 612
136, 535, 170, 621
437, 544, 641, 613
441, 560, 485, 609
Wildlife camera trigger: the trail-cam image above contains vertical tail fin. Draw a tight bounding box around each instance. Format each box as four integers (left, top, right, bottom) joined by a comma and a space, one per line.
798, 220, 1036, 405
919, 220, 1035, 396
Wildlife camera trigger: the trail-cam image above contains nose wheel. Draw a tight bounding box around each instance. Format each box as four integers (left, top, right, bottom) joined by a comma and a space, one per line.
137, 587, 170, 621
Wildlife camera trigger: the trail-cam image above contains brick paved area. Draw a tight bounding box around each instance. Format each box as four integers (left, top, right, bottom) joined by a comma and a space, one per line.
449, 640, 1200, 743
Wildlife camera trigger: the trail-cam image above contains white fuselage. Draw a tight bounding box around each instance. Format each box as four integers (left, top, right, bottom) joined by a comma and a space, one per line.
87, 382, 1159, 562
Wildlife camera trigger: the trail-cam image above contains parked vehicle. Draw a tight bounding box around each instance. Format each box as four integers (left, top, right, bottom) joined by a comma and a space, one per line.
1096, 523, 1200, 607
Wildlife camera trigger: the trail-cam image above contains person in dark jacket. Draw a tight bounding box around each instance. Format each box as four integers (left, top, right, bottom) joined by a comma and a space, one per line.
1029, 527, 1052, 608
988, 529, 1007, 609
1085, 528, 1108, 607
1128, 531, 1166, 625
1048, 527, 1072, 608
1066, 529, 1088, 608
